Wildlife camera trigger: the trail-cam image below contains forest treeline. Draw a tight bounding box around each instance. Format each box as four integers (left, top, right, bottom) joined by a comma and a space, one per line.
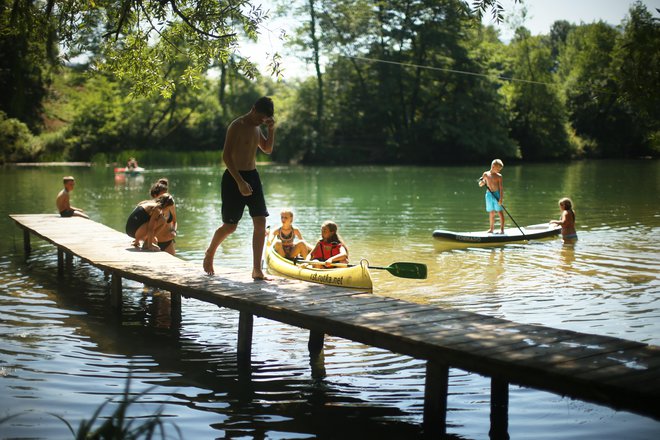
1, 0, 658, 165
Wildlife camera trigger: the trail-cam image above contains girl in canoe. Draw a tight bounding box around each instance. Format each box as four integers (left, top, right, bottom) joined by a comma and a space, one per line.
307, 221, 349, 267
550, 197, 577, 243
125, 193, 175, 251
269, 208, 310, 259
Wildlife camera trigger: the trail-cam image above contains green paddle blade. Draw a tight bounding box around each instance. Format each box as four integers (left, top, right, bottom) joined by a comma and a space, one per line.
372, 262, 427, 279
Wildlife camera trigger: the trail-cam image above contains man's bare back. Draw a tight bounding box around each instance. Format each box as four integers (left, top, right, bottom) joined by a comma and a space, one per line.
56, 189, 70, 213
481, 171, 502, 193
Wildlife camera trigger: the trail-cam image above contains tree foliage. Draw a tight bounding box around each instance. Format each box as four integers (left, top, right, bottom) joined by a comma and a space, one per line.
279, 0, 516, 164
504, 29, 574, 160
610, 1, 660, 155
0, 111, 39, 163
1, 0, 658, 164
0, 0, 56, 130
1, 0, 275, 99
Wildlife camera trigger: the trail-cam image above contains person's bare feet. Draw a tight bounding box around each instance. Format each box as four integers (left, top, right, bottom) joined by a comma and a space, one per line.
141, 243, 160, 252
252, 268, 273, 281
203, 251, 215, 275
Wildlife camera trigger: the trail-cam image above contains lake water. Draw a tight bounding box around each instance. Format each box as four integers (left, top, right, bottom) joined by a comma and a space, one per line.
1, 160, 659, 439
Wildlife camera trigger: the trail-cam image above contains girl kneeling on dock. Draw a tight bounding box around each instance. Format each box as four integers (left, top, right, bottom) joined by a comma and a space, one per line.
125, 193, 175, 252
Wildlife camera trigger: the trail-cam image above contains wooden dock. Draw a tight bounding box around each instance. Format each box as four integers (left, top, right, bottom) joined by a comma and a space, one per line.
10, 214, 660, 437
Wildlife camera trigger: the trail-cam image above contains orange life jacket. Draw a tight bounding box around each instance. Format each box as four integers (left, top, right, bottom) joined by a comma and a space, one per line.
311, 241, 343, 261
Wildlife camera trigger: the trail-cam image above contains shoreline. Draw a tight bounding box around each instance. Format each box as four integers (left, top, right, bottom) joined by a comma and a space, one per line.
11, 162, 92, 167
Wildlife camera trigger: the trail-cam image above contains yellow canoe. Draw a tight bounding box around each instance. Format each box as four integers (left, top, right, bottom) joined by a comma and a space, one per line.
264, 244, 373, 290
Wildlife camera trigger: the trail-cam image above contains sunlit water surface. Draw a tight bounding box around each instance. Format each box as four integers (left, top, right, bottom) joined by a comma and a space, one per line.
1, 161, 659, 439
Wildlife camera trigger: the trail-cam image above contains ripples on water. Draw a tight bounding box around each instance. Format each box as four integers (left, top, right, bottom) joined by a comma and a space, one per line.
1, 163, 659, 439
2, 246, 658, 439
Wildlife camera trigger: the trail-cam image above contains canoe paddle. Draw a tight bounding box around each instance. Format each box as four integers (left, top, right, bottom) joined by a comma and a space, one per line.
478, 178, 526, 237
295, 259, 427, 279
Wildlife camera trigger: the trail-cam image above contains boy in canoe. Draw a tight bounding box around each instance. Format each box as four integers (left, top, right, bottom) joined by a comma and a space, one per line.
478, 159, 505, 234
56, 176, 89, 219
203, 97, 276, 279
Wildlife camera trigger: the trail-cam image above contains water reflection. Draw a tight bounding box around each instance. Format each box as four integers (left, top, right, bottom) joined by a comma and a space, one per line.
558, 243, 576, 270
484, 248, 506, 286
114, 172, 145, 189
1, 162, 659, 439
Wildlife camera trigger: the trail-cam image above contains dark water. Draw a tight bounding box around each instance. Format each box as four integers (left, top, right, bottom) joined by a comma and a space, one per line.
1, 161, 659, 439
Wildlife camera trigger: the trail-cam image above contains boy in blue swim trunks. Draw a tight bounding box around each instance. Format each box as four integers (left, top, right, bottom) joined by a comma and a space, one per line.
478, 159, 504, 234
203, 97, 276, 279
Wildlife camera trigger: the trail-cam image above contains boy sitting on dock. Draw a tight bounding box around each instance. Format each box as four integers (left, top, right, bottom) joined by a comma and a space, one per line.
56, 176, 89, 219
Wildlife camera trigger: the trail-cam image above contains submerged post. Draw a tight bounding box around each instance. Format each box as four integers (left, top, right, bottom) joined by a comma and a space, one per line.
110, 273, 122, 309
308, 331, 326, 379
489, 377, 510, 440
170, 291, 182, 327
57, 248, 64, 276
23, 229, 31, 255
237, 311, 254, 369
423, 360, 449, 437
308, 331, 324, 354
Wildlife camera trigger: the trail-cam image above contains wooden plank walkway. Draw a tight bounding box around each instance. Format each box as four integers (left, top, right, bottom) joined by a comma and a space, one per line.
10, 214, 660, 437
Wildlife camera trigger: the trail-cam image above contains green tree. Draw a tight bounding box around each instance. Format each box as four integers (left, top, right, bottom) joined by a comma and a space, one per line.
557, 22, 633, 157
610, 1, 660, 156
1, 0, 275, 99
504, 28, 573, 160
0, 1, 56, 130
63, 71, 225, 160
280, 0, 515, 164
0, 111, 39, 163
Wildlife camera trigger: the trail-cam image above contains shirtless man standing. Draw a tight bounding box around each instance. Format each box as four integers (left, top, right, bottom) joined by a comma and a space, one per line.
203, 97, 276, 279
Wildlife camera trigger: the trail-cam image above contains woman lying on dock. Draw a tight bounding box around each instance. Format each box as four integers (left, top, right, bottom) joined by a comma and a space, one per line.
125, 193, 175, 252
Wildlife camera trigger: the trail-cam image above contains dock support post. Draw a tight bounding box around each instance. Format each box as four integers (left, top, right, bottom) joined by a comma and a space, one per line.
489, 377, 509, 440
308, 331, 324, 354
170, 292, 182, 327
65, 252, 73, 269
23, 229, 31, 255
110, 273, 122, 309
308, 331, 326, 379
237, 311, 253, 370
423, 360, 449, 437
57, 248, 64, 276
